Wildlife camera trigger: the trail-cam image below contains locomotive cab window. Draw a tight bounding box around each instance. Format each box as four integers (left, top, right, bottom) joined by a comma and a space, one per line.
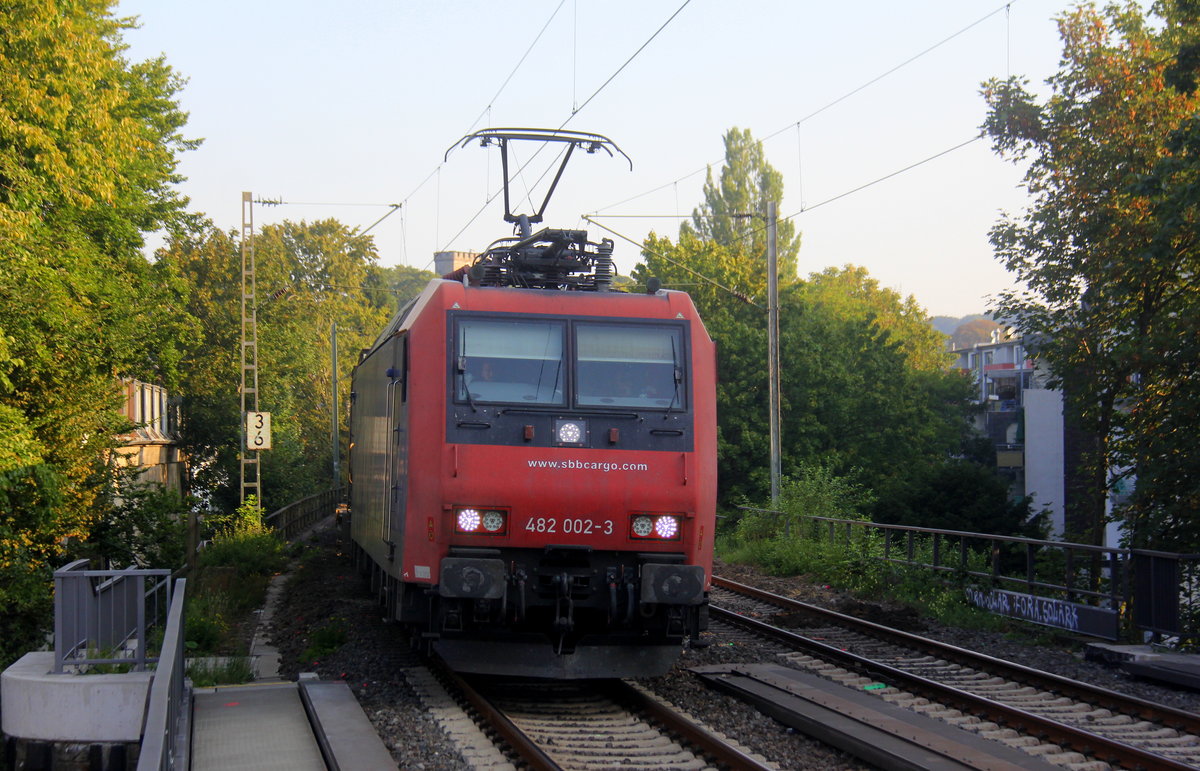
576, 324, 686, 410
456, 319, 565, 405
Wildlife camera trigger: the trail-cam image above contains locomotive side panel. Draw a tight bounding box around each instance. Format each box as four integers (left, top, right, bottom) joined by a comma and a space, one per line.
349, 334, 401, 571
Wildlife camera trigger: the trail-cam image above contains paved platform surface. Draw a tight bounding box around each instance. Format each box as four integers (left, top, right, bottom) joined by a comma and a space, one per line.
192, 682, 325, 771
1086, 643, 1200, 690
300, 680, 398, 770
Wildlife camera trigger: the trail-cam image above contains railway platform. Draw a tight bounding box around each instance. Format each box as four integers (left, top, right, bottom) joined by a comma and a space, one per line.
1086, 642, 1200, 690
191, 677, 395, 770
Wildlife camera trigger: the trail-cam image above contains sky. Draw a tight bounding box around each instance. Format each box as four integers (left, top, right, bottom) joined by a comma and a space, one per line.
114, 0, 1078, 319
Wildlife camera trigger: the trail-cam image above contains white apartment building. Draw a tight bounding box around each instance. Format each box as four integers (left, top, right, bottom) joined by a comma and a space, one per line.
952, 331, 1068, 537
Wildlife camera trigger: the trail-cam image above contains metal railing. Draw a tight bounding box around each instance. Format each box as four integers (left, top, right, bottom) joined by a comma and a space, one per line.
737, 507, 1200, 645
263, 487, 343, 541
137, 578, 188, 771
53, 561, 173, 672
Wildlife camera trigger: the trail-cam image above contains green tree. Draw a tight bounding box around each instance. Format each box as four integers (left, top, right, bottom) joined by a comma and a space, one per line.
780, 276, 974, 491
1120, 1, 1200, 550
0, 0, 197, 665
981, 1, 1200, 547
161, 219, 433, 512
873, 459, 1036, 536
635, 130, 974, 507
682, 127, 801, 285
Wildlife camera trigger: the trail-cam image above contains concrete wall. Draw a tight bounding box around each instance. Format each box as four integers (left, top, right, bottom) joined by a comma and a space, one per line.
2, 651, 151, 742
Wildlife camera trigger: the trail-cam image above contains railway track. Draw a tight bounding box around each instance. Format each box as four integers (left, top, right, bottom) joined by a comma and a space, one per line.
710, 575, 1200, 770
446, 671, 775, 770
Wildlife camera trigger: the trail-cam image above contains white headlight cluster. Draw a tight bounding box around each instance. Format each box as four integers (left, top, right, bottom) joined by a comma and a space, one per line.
554, 418, 587, 446
629, 513, 682, 541
454, 507, 508, 535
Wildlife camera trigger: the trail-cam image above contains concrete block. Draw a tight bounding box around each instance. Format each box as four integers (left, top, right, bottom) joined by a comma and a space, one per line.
1, 652, 151, 742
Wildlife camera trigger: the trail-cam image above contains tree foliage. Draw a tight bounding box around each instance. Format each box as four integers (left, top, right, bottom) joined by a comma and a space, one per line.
159, 219, 435, 512
682, 127, 801, 285
635, 130, 977, 513
981, 1, 1200, 548
0, 0, 197, 665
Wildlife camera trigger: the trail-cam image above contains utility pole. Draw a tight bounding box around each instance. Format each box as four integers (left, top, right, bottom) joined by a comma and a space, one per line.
766, 201, 781, 507
240, 192, 262, 505
331, 322, 339, 489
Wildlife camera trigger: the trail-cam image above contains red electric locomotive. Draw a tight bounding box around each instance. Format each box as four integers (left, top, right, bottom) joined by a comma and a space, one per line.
348, 130, 716, 678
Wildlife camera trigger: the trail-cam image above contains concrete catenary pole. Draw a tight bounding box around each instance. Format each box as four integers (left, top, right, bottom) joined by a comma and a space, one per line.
331, 322, 340, 488
766, 201, 781, 507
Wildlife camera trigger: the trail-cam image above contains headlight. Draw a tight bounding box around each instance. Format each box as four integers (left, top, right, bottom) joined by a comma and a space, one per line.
629, 513, 682, 541
554, 418, 587, 446
454, 507, 508, 535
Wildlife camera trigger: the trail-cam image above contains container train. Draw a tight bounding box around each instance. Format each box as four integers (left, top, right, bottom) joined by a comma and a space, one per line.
347, 130, 716, 678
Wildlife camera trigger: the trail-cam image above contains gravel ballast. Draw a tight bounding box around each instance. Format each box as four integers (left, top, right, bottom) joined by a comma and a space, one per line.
269, 525, 1200, 769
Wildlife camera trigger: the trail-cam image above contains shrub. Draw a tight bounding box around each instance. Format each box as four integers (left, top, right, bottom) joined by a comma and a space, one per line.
87, 472, 190, 569
185, 589, 230, 654
204, 495, 266, 538
719, 469, 1010, 631
199, 498, 286, 578
187, 656, 254, 686
199, 527, 286, 578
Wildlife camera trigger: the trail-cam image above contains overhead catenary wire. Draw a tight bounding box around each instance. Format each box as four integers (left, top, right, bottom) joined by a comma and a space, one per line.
433, 0, 694, 261
583, 215, 761, 307
584, 133, 984, 301
588, 135, 984, 225
246, 197, 401, 237
589, 1, 1014, 216
463, 0, 569, 137
354, 0, 573, 269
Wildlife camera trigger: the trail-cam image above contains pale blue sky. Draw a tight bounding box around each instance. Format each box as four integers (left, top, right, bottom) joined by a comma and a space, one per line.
117, 0, 1074, 317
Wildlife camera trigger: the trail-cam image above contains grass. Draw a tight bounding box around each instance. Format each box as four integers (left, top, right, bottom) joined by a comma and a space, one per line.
717, 511, 1009, 632
299, 618, 347, 665
184, 515, 290, 662
186, 656, 256, 687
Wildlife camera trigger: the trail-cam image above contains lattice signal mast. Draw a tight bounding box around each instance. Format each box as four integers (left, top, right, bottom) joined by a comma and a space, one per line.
240, 192, 262, 504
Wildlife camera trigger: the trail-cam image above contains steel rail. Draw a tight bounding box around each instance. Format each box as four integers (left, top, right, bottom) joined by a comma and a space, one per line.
445, 670, 561, 771
714, 575, 1200, 734
603, 679, 775, 771
712, 576, 1198, 771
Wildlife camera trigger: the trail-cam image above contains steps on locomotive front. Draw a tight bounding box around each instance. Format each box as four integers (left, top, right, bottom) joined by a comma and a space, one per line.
190, 678, 395, 770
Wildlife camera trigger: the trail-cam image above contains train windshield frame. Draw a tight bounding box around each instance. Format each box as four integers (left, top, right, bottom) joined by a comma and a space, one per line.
454, 317, 566, 406
574, 322, 686, 411
450, 314, 690, 412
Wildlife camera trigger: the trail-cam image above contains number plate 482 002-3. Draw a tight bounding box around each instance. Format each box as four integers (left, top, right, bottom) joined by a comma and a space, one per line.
524, 517, 614, 536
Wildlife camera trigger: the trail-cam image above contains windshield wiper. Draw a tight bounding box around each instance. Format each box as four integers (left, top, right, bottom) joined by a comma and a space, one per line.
457, 355, 478, 413
664, 337, 681, 418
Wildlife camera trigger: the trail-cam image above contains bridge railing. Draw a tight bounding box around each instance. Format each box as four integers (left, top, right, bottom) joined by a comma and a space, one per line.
736, 507, 1200, 645
263, 487, 344, 541
53, 560, 173, 673
137, 578, 188, 771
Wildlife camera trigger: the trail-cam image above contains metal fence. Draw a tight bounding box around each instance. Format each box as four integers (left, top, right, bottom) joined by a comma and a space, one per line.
263, 487, 344, 541
737, 507, 1200, 645
137, 578, 188, 771
53, 560, 173, 672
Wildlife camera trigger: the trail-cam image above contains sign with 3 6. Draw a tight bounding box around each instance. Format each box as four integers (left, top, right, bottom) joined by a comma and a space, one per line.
246, 411, 272, 451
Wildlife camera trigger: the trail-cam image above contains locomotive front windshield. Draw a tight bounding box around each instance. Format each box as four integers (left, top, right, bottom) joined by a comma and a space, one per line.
456, 319, 565, 405
454, 316, 686, 411
576, 324, 684, 410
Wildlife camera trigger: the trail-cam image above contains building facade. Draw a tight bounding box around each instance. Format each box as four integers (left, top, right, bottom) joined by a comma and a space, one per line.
952, 330, 1067, 537
112, 379, 186, 494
